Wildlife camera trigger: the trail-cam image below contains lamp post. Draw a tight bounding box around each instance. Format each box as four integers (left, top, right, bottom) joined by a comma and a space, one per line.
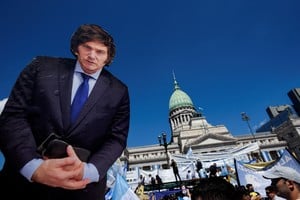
241, 112, 263, 162
158, 132, 171, 168
241, 112, 256, 142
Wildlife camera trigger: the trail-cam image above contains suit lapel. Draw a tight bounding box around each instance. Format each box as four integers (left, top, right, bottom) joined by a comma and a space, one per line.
68, 69, 111, 133
58, 59, 76, 133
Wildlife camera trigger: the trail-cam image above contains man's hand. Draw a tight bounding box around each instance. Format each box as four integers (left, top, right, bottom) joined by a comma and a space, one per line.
32, 145, 90, 190
64, 145, 85, 180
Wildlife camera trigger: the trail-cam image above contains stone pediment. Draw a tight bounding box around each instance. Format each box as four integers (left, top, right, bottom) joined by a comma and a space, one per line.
187, 132, 236, 146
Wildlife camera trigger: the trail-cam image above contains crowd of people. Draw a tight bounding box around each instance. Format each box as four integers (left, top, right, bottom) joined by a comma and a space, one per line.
134, 164, 300, 200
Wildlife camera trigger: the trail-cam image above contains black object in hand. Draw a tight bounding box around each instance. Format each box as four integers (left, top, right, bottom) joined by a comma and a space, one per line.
38, 133, 90, 162
43, 139, 68, 159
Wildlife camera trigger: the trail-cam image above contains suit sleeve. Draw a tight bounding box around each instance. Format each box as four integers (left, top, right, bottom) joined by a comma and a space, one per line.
89, 85, 130, 179
0, 57, 42, 171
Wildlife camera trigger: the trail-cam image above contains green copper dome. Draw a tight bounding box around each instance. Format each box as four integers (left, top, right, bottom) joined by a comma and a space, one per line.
169, 75, 194, 111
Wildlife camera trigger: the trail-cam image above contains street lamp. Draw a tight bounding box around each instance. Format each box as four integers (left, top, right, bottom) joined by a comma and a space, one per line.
241, 112, 263, 162
241, 112, 256, 142
158, 132, 171, 167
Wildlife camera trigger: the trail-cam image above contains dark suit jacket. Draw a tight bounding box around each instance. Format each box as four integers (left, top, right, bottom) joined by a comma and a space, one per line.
0, 56, 130, 200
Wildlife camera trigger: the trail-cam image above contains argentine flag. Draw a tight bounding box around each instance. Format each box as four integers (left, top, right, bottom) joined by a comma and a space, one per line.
112, 174, 139, 200
0, 98, 8, 114
186, 147, 193, 159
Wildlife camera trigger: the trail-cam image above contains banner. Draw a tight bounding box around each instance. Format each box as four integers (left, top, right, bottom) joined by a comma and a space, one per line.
172, 143, 259, 163
235, 159, 269, 197
235, 148, 300, 198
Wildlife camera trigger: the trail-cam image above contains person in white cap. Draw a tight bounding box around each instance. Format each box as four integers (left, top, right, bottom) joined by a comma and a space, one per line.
263, 165, 300, 200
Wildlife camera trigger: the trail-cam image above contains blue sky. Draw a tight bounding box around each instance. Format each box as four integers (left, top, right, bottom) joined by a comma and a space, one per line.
0, 0, 300, 148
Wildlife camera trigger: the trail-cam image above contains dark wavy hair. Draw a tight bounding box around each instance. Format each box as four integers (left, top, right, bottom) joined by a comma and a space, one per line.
191, 177, 237, 200
70, 24, 116, 66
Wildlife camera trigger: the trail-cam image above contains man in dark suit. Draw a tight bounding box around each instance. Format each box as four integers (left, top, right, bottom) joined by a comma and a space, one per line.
0, 24, 130, 200
170, 159, 181, 182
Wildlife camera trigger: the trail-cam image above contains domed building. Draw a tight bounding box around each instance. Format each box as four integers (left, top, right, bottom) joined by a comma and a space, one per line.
169, 75, 197, 131
122, 75, 288, 187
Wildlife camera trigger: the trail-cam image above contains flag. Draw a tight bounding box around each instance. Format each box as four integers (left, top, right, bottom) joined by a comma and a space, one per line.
186, 147, 193, 159
112, 173, 140, 200
0, 98, 8, 114
105, 188, 113, 200
234, 159, 268, 196
235, 148, 300, 198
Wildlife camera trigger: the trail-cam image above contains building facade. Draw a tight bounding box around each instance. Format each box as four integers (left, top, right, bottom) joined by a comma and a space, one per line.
122, 79, 300, 186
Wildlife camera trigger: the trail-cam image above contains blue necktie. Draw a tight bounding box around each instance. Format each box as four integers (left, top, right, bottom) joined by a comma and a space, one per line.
71, 73, 90, 124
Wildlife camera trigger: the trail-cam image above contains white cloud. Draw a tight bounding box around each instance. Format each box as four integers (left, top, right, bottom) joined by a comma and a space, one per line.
0, 98, 8, 114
